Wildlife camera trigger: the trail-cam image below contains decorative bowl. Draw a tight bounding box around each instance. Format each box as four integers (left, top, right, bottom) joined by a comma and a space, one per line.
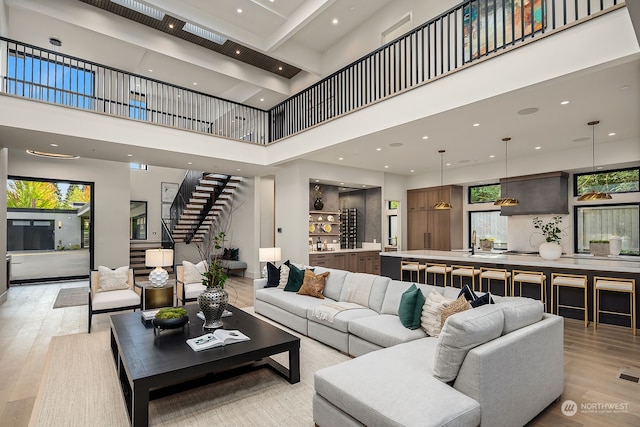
152, 315, 189, 330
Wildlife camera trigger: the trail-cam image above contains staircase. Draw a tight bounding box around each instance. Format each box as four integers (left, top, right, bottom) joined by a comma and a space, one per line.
129, 241, 174, 280
168, 173, 242, 244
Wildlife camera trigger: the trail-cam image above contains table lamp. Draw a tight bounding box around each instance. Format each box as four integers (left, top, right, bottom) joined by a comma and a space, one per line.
259, 247, 282, 278
145, 248, 174, 287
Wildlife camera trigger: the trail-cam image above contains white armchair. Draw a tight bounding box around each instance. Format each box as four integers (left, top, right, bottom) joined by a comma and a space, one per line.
176, 261, 207, 305
88, 267, 141, 332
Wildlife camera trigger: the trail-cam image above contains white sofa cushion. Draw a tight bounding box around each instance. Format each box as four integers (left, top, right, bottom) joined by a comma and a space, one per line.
314, 338, 481, 427
92, 289, 139, 311
307, 306, 378, 333
256, 288, 332, 318
494, 296, 545, 334
433, 304, 504, 383
339, 273, 378, 306
348, 314, 427, 348
311, 267, 348, 300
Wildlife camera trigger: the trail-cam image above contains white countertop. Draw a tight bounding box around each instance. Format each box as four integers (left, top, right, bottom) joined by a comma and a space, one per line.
381, 250, 640, 273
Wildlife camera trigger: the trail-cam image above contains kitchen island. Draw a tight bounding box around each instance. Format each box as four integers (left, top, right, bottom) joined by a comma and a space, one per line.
310, 248, 381, 274
381, 250, 639, 330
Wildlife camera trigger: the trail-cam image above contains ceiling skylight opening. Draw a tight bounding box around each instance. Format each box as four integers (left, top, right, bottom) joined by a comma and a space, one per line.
183, 22, 228, 45
111, 0, 165, 20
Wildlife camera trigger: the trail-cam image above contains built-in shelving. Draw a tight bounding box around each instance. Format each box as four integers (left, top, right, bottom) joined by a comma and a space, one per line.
309, 210, 341, 237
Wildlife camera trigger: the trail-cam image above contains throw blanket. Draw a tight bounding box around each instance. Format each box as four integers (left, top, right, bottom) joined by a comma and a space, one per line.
312, 302, 364, 323
343, 273, 376, 306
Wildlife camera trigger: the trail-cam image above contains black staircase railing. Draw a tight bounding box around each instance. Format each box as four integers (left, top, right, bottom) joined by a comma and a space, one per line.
0, 1, 622, 144
185, 174, 231, 244
169, 170, 206, 238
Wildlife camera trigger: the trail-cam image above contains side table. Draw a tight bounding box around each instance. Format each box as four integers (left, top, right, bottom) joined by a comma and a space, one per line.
136, 281, 175, 310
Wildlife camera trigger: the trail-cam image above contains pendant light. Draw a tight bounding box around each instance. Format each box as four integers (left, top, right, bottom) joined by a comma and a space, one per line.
577, 120, 612, 201
494, 137, 519, 206
433, 149, 453, 209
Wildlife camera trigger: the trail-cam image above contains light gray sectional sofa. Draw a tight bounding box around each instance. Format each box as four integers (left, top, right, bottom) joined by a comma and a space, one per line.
253, 266, 564, 427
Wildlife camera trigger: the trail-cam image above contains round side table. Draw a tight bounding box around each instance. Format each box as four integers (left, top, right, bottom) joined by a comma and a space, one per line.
136, 281, 175, 310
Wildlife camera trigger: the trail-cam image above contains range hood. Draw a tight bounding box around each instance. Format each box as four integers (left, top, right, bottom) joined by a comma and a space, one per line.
500, 172, 569, 216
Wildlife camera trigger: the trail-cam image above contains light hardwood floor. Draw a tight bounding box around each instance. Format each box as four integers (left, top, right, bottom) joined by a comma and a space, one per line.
0, 277, 637, 426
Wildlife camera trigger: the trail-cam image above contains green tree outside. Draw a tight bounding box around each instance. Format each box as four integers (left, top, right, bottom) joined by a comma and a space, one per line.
7, 180, 60, 208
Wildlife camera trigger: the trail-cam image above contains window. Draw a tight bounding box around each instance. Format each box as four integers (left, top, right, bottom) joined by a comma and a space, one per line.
469, 210, 508, 250
574, 167, 639, 197
469, 184, 501, 203
130, 163, 148, 170
575, 204, 639, 255
7, 51, 94, 109
387, 200, 398, 246
129, 91, 147, 120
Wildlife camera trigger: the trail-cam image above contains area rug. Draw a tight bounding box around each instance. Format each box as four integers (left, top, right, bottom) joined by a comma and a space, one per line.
52, 287, 88, 309
30, 313, 350, 426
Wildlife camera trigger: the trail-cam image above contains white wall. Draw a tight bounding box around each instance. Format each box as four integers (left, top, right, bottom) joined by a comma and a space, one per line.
8, 149, 130, 268
130, 165, 186, 242
0, 147, 7, 303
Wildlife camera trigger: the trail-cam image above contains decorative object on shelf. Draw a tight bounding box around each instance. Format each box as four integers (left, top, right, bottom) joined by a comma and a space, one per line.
479, 238, 494, 251
494, 137, 519, 206
145, 248, 174, 287
313, 185, 324, 210
577, 121, 612, 201
259, 247, 282, 278
309, 224, 316, 233
317, 216, 323, 221
327, 215, 334, 222
433, 149, 452, 209
532, 216, 564, 260
195, 231, 229, 330
323, 224, 332, 233
589, 240, 610, 257
609, 236, 622, 256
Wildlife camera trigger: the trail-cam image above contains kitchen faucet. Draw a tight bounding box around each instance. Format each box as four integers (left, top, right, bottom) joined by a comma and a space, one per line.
471, 230, 477, 255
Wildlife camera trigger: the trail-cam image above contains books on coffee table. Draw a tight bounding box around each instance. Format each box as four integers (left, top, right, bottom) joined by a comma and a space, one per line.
186, 329, 250, 351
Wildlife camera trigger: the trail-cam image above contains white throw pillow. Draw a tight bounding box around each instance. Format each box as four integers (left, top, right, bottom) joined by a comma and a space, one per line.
421, 290, 452, 337
97, 266, 130, 292
183, 260, 207, 284
277, 264, 290, 289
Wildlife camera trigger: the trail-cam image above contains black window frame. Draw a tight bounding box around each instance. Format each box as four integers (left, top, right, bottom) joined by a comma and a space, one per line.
573, 202, 640, 256
468, 183, 501, 204
573, 166, 640, 197
468, 209, 508, 250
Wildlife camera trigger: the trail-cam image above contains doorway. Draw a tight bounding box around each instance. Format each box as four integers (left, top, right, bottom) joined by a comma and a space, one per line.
6, 176, 94, 284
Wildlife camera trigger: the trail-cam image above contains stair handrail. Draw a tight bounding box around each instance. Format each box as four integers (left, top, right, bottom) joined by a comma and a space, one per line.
185, 174, 232, 244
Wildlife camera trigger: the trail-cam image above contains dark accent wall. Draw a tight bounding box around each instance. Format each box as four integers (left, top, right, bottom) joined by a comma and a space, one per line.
500, 172, 569, 216
339, 188, 381, 244
309, 184, 339, 211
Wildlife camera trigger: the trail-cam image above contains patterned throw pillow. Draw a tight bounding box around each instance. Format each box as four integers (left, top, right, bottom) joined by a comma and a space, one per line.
297, 270, 330, 298
277, 264, 290, 289
97, 266, 130, 292
183, 260, 207, 284
421, 291, 452, 337
441, 295, 472, 327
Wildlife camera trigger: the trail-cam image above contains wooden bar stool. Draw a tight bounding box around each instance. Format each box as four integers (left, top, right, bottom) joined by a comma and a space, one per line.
594, 276, 636, 336
425, 263, 452, 287
400, 261, 426, 283
480, 267, 511, 296
512, 270, 547, 311
551, 273, 588, 327
450, 265, 480, 291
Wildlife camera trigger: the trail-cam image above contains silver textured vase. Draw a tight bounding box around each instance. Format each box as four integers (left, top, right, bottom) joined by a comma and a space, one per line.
198, 287, 229, 330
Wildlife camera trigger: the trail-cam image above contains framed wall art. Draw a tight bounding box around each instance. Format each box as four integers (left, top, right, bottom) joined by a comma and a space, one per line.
161, 182, 179, 203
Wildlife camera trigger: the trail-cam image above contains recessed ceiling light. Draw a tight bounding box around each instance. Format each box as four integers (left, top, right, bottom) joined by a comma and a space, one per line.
260, 98, 264, 102
340, 182, 345, 185
127, 154, 133, 157
26, 150, 78, 159
410, 170, 415, 173
187, 161, 193, 165
422, 136, 429, 140
193, 82, 197, 85
608, 132, 616, 136
560, 100, 569, 105
338, 157, 343, 160
445, 163, 452, 166
517, 107, 539, 115
384, 165, 389, 169
278, 66, 283, 71
332, 18, 338, 25
49, 37, 62, 47
50, 143, 58, 147
169, 24, 174, 29
535, 146, 541, 150
315, 179, 320, 182
148, 69, 153, 72
489, 155, 495, 158
237, 8, 242, 13
236, 168, 241, 171
236, 50, 240, 54
596, 166, 603, 170
376, 148, 382, 151
362, 185, 366, 187
473, 123, 480, 127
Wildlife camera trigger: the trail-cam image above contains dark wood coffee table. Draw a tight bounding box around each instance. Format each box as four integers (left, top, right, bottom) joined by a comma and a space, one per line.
110, 304, 300, 427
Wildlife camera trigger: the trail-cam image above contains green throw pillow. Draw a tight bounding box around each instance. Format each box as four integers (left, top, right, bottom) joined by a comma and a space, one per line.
284, 264, 305, 292
398, 284, 426, 330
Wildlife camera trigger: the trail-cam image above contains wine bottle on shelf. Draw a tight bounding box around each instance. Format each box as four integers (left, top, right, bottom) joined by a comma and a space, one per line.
316, 237, 322, 251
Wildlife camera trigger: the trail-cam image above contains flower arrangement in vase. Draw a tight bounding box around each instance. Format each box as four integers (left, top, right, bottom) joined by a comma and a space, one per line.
532, 216, 564, 260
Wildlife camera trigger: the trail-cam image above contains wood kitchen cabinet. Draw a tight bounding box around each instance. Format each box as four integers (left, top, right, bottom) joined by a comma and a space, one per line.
407, 186, 462, 251
310, 251, 379, 274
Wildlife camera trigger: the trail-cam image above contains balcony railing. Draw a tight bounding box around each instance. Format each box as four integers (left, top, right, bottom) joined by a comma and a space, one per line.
0, 0, 623, 144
